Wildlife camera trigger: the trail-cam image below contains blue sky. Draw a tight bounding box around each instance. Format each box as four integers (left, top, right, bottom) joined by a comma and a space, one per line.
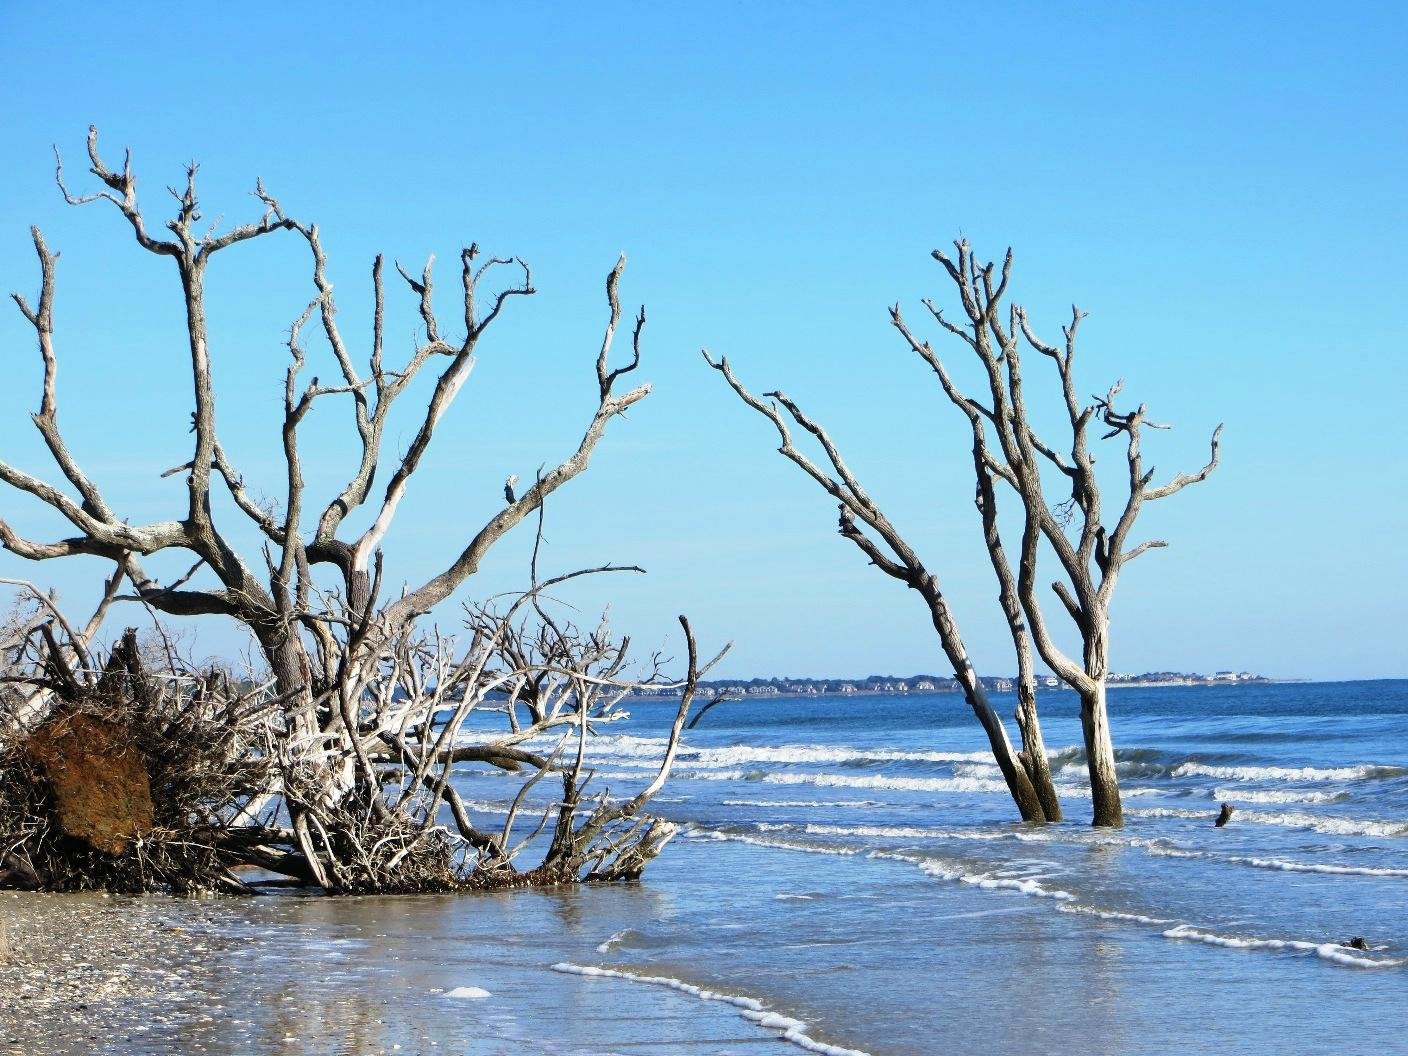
0, 2, 1403, 680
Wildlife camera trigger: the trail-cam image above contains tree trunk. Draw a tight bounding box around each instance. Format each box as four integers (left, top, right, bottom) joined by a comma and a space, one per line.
958, 675, 1048, 823
1013, 678, 1063, 822
1079, 680, 1122, 827
926, 593, 1050, 824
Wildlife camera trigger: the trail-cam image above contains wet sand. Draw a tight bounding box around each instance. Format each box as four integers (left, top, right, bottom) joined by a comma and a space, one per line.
0, 884, 778, 1056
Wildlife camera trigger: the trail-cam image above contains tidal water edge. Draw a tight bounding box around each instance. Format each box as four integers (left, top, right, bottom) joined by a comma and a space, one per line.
3, 680, 1406, 1055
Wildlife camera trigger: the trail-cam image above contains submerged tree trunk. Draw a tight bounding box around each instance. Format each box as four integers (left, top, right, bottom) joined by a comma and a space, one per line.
933, 597, 1049, 823
1079, 682, 1122, 828
960, 675, 1049, 823
1013, 677, 1063, 823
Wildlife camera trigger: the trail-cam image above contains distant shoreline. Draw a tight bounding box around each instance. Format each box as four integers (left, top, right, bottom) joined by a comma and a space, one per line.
631, 678, 1291, 701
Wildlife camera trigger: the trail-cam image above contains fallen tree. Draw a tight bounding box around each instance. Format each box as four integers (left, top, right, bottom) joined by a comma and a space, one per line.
2, 584, 719, 894
0, 128, 723, 892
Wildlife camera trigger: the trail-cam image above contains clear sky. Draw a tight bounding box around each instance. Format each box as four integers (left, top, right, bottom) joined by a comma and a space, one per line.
0, 2, 1403, 681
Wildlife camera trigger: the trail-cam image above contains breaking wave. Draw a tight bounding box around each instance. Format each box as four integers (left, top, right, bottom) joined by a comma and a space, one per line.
869, 850, 1077, 901
1211, 786, 1350, 805
1145, 845, 1408, 878
1173, 762, 1406, 782
1161, 926, 1407, 969
593, 734, 992, 768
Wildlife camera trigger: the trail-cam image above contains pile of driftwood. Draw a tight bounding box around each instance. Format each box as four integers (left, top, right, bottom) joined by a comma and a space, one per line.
1, 587, 716, 896
0, 128, 724, 897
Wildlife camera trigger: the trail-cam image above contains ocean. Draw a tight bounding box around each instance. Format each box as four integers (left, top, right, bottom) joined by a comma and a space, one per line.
12, 680, 1406, 1055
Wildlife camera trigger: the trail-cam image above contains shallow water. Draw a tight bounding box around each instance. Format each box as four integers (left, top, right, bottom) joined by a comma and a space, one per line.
11, 681, 1408, 1055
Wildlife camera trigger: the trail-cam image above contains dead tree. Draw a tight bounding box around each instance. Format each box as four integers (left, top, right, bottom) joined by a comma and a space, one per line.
710, 240, 1220, 828
896, 241, 1219, 826
705, 358, 1060, 823
0, 128, 714, 890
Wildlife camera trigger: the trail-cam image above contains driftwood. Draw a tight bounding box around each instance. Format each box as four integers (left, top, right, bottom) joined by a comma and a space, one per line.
0, 128, 725, 893
1, 581, 723, 894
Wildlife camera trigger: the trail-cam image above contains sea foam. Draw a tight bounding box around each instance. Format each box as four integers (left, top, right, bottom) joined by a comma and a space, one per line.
1129, 806, 1407, 838
1211, 786, 1349, 805
1058, 904, 1174, 926
1146, 844, 1408, 878
1173, 762, 1405, 782
869, 850, 1077, 901
1161, 926, 1407, 969
682, 827, 861, 857
722, 799, 884, 809
592, 734, 992, 768
551, 963, 872, 1056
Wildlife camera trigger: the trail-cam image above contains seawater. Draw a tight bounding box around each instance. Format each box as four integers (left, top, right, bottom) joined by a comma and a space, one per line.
452, 679, 1408, 1055
33, 680, 1407, 1055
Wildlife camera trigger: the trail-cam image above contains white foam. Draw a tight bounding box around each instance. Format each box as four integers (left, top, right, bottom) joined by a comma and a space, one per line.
802, 823, 1008, 841
722, 799, 884, 808
763, 772, 1011, 794
592, 734, 992, 769
1146, 844, 1408, 878
596, 929, 631, 953
869, 850, 1076, 901
633, 769, 1009, 793
460, 800, 513, 815
1131, 805, 1407, 838
1236, 809, 1408, 839
1059, 904, 1174, 926
444, 986, 492, 999
1211, 787, 1348, 805
682, 828, 861, 857
1161, 925, 1407, 969
1173, 762, 1404, 782
552, 963, 872, 1056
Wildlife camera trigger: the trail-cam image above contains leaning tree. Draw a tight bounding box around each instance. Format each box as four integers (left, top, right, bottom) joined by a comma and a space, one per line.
709, 239, 1220, 827
0, 128, 720, 892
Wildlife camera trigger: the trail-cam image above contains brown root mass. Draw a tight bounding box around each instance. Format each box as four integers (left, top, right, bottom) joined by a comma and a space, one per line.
21, 713, 153, 855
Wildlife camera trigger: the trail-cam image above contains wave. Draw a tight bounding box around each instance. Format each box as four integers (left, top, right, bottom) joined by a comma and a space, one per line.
693, 824, 1408, 972
869, 850, 1077, 901
596, 929, 633, 953
551, 963, 872, 1056
680, 827, 861, 857
1237, 809, 1408, 838
1145, 845, 1408, 878
1129, 806, 1408, 838
1173, 762, 1405, 782
1058, 904, 1174, 926
1161, 925, 1407, 969
593, 734, 992, 768
1211, 786, 1349, 805
722, 799, 884, 808
802, 823, 1009, 841
765, 772, 1012, 794
647, 770, 1017, 794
